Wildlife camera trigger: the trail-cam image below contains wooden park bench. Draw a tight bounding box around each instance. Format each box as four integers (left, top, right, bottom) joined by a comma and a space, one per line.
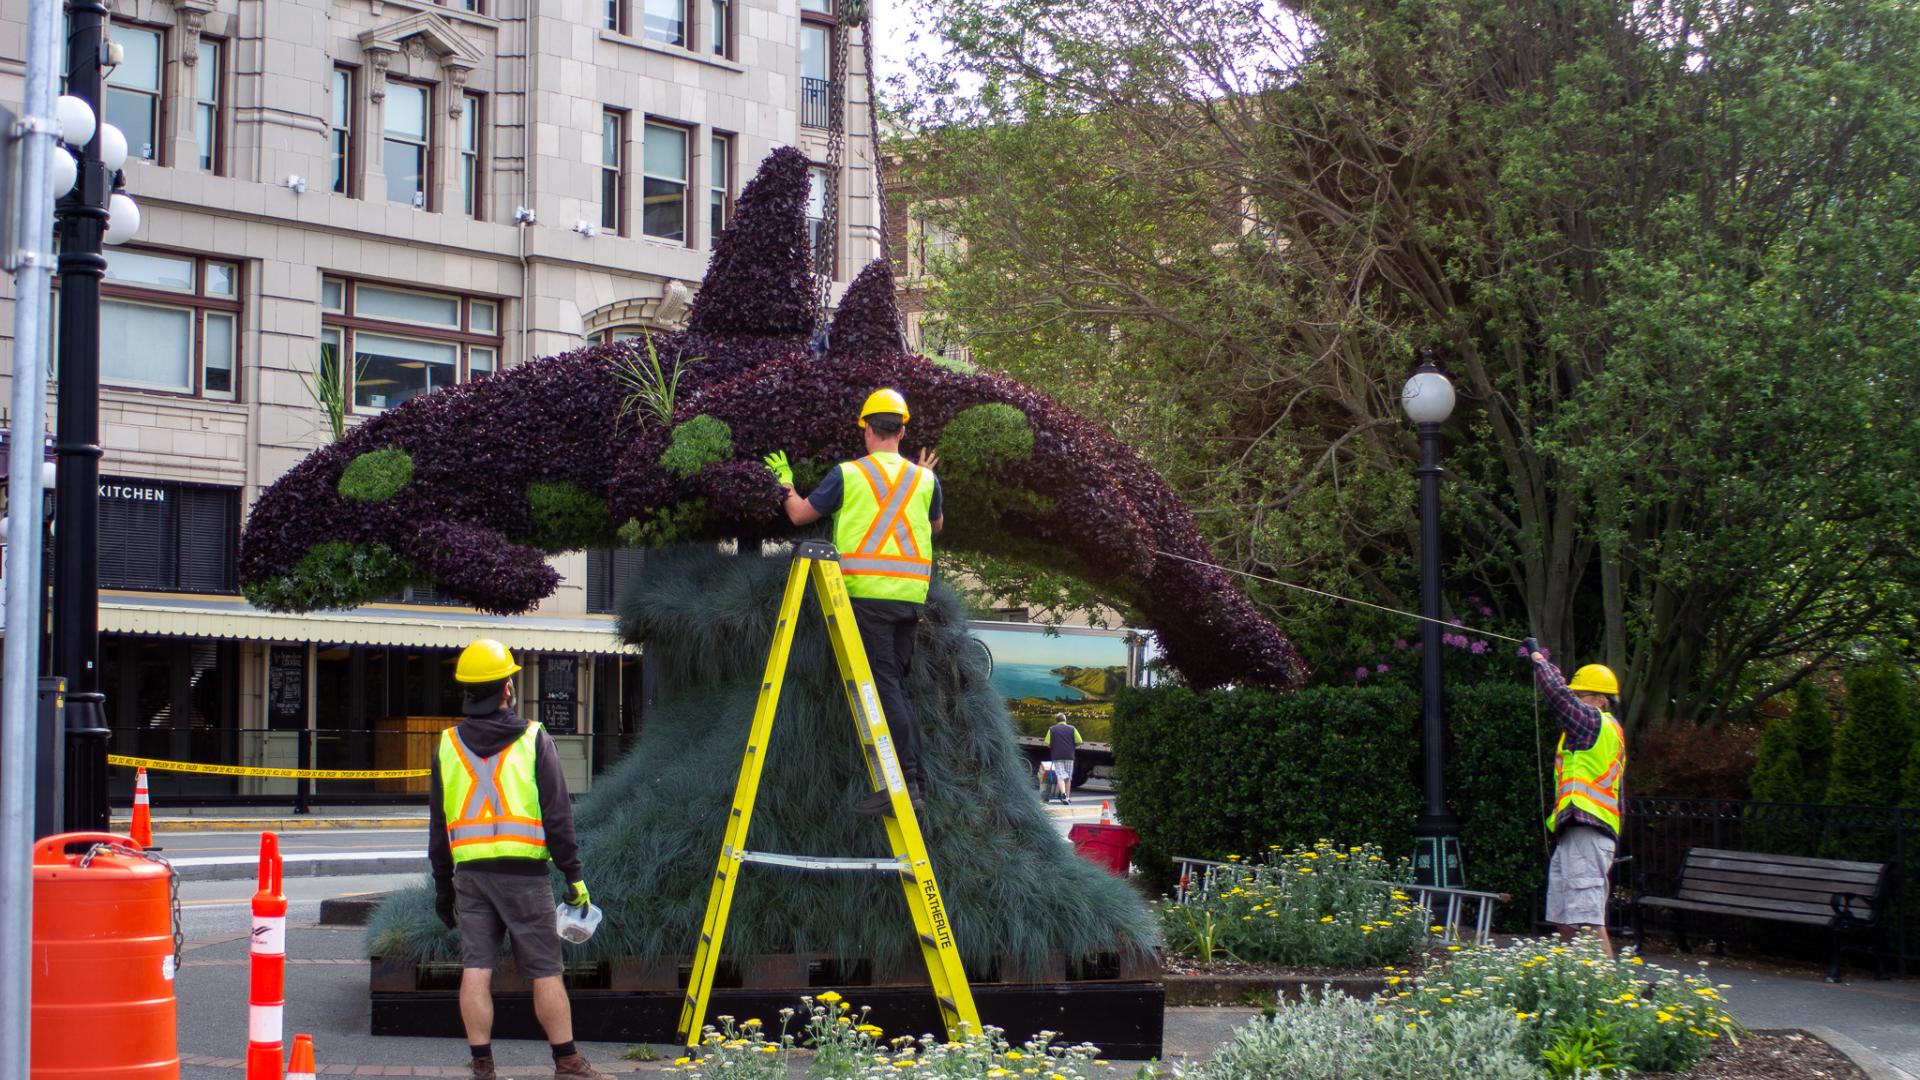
1631, 847, 1891, 981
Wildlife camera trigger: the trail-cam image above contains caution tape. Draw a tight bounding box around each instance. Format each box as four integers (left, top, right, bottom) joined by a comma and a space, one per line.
107, 754, 430, 780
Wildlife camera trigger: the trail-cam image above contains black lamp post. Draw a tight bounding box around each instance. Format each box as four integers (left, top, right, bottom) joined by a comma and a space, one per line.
54, 0, 140, 832
1402, 349, 1462, 888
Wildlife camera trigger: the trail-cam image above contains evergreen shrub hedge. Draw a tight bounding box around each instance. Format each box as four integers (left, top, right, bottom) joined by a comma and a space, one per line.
1113, 681, 1548, 914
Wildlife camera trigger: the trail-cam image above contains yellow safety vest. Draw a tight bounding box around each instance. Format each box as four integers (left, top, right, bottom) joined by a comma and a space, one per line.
440, 723, 549, 864
832, 452, 935, 603
1547, 711, 1625, 838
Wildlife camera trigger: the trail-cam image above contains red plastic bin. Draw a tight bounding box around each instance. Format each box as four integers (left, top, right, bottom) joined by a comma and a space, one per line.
1067, 823, 1140, 876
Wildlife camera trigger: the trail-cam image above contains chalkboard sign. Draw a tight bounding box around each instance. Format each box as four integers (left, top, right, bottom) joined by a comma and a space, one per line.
538, 654, 578, 734
268, 646, 306, 731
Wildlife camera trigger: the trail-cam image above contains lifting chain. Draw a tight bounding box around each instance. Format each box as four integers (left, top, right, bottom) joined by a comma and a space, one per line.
814, 0, 905, 349
81, 841, 185, 975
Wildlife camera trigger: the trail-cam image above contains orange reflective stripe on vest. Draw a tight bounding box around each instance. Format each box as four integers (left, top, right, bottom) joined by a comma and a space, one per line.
1548, 711, 1626, 836
834, 455, 935, 597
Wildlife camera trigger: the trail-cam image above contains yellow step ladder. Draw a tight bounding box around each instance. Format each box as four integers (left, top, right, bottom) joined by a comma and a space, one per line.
677, 540, 982, 1051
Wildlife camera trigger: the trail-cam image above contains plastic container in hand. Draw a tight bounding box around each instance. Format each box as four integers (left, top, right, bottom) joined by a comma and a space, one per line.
555, 901, 602, 944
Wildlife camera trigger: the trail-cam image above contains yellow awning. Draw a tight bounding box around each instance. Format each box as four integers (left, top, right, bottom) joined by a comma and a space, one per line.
97, 591, 633, 655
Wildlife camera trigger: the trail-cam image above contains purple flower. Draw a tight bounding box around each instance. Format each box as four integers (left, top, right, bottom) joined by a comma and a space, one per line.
1470, 640, 1488, 655
1449, 617, 1464, 626
1354, 666, 1370, 680
1376, 663, 1390, 674
1394, 638, 1410, 651
1466, 595, 1481, 604
1479, 605, 1494, 617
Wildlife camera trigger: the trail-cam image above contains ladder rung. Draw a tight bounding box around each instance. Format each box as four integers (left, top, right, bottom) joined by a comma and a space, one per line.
738, 851, 910, 873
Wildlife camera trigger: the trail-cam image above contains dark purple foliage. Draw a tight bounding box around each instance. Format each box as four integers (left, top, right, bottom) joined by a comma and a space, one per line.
239, 147, 1304, 689
826, 259, 905, 359
684, 147, 817, 336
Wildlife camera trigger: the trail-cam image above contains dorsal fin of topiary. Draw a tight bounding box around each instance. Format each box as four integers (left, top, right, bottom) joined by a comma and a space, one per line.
686, 146, 818, 336
826, 258, 906, 359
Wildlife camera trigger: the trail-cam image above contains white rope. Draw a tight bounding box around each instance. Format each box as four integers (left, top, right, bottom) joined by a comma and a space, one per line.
1150, 549, 1525, 643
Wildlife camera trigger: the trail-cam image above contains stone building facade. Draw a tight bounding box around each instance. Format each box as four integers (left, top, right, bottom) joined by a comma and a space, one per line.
0, 0, 880, 799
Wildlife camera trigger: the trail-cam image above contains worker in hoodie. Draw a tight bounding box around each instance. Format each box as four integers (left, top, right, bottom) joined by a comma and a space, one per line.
429, 638, 610, 1080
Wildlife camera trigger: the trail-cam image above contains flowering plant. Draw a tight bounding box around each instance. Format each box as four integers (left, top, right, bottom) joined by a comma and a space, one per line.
667, 993, 1118, 1080
1159, 842, 1427, 967
1383, 935, 1741, 1073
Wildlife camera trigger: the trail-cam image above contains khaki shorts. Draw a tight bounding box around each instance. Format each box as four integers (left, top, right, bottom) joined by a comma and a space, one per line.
1547, 824, 1616, 928
453, 869, 564, 978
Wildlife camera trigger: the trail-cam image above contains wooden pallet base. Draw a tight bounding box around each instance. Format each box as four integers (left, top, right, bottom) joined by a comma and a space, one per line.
370, 981, 1166, 1059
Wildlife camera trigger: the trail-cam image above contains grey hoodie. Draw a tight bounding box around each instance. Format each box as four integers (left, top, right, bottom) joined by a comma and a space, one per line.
427, 707, 584, 891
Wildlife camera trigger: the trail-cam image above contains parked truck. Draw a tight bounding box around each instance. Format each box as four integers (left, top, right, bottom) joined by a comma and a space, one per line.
964, 620, 1151, 790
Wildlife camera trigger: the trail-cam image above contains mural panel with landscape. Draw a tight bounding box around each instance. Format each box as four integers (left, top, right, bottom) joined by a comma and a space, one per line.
969, 623, 1134, 743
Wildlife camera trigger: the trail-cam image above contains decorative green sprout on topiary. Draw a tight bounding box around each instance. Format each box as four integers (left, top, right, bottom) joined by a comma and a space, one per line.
337, 447, 414, 503
659, 414, 735, 478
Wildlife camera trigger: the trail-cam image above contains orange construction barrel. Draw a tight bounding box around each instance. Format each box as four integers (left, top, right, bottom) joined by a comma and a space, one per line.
32, 831, 180, 1080
1067, 822, 1140, 876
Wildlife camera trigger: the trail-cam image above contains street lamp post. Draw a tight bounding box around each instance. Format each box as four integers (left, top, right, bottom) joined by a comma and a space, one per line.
1402, 349, 1463, 889
54, 0, 142, 831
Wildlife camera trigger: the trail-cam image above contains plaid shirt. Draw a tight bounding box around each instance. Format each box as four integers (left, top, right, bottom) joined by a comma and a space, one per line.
1532, 654, 1612, 836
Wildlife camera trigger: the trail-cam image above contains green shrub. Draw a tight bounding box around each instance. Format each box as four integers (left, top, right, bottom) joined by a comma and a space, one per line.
1184, 992, 1542, 1080
1748, 725, 1806, 805
526, 481, 616, 550
242, 540, 415, 611
1113, 681, 1548, 917
1159, 842, 1426, 967
660, 414, 735, 478
937, 403, 1034, 474
1391, 937, 1740, 1074
1828, 665, 1913, 807
337, 447, 414, 502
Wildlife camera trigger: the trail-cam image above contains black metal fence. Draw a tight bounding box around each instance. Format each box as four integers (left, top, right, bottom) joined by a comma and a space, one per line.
1622, 796, 1915, 975
800, 77, 833, 129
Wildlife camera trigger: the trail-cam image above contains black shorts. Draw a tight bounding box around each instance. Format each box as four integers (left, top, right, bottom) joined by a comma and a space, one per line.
453, 869, 563, 978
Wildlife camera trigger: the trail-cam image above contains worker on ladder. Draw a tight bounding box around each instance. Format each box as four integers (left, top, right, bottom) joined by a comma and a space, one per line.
766, 388, 944, 813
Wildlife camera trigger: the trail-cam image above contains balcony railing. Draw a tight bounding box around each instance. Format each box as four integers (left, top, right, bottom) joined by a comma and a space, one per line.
800, 76, 834, 129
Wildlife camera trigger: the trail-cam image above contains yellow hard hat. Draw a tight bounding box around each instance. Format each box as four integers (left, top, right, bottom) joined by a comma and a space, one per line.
455, 638, 521, 683
858, 388, 910, 428
1567, 664, 1620, 696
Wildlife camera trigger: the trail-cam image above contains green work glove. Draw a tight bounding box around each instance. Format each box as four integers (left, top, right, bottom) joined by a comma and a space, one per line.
763, 450, 794, 488
567, 880, 591, 908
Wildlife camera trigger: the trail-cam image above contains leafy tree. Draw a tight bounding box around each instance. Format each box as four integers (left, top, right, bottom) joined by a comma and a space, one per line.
894, 0, 1920, 725
1827, 665, 1914, 807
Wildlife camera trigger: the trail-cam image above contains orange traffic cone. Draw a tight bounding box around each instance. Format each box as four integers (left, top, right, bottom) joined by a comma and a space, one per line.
287, 1034, 316, 1080
1099, 800, 1113, 824
131, 767, 154, 849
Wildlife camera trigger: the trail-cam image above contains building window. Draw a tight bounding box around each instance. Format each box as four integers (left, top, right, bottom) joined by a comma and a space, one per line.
384, 82, 431, 209
807, 164, 834, 277
98, 478, 241, 593
586, 327, 648, 346
81, 249, 241, 398
461, 94, 483, 219
910, 211, 961, 278
604, 0, 624, 33
800, 0, 832, 12
709, 134, 731, 245
709, 0, 730, 56
321, 277, 504, 411
800, 23, 832, 129
331, 67, 356, 195
105, 25, 164, 161
643, 0, 686, 46
642, 121, 688, 243
194, 39, 222, 173
601, 110, 626, 235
